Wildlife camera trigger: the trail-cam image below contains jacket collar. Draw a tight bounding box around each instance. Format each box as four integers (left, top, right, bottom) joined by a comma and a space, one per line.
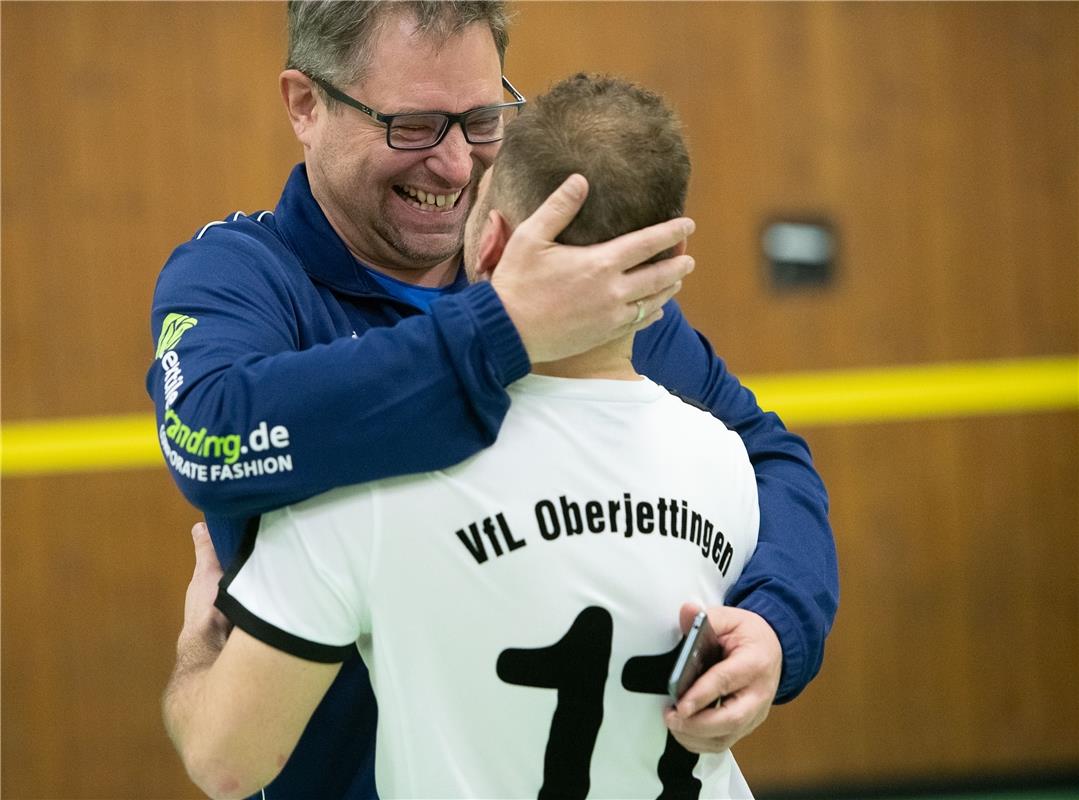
274, 163, 467, 296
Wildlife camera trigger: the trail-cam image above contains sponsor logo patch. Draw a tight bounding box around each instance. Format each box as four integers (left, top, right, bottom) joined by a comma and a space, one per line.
155, 313, 199, 359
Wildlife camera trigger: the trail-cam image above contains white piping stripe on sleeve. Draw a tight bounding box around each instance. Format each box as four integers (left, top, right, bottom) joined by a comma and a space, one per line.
195, 219, 229, 240
256, 210, 273, 222
231, 211, 246, 221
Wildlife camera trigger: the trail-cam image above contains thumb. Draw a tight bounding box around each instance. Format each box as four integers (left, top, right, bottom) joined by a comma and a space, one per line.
679, 602, 702, 634
703, 606, 743, 638
513, 174, 589, 242
191, 522, 221, 573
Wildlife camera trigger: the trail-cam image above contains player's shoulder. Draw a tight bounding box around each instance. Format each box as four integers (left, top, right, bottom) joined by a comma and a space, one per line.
653, 381, 724, 422
651, 382, 746, 445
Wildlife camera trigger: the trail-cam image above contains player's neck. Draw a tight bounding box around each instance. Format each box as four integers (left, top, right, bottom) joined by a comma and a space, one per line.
531, 336, 639, 381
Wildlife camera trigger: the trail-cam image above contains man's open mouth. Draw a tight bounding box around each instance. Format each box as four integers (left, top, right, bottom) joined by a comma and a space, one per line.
394, 184, 463, 212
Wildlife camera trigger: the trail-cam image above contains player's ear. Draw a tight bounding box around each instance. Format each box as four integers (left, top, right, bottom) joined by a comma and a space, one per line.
281, 69, 320, 146
474, 211, 513, 280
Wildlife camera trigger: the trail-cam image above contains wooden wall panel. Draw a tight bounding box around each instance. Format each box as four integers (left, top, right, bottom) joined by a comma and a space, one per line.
1, 473, 202, 798
1, 1, 296, 420
2, 2, 1076, 797
734, 413, 1079, 787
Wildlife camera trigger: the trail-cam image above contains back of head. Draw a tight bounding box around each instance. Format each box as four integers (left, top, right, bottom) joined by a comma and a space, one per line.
286, 0, 509, 89
490, 73, 690, 253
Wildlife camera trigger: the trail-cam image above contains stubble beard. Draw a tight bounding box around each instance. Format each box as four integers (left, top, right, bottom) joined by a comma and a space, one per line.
369, 176, 481, 271
373, 213, 466, 271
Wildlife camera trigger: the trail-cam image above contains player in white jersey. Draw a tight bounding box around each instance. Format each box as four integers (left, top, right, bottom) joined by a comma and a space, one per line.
165, 74, 759, 799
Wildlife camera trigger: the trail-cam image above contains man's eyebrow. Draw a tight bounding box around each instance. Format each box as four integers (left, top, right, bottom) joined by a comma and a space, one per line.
390, 97, 507, 116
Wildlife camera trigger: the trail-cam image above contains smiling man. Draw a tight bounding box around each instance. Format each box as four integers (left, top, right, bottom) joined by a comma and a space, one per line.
149, 2, 836, 798
290, 15, 510, 286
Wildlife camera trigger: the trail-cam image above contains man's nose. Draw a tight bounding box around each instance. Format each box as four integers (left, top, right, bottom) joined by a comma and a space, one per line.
425, 123, 475, 188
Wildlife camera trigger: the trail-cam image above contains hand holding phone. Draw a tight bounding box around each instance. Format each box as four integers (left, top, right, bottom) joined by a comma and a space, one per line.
667, 610, 723, 701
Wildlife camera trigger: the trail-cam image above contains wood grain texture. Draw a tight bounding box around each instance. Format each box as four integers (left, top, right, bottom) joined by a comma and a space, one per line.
2, 2, 1076, 797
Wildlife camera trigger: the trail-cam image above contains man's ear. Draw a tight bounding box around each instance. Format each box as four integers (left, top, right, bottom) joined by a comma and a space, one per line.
280, 69, 320, 146
473, 211, 513, 280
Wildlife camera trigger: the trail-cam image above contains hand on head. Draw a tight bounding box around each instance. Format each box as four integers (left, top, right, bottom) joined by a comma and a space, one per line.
489, 175, 695, 364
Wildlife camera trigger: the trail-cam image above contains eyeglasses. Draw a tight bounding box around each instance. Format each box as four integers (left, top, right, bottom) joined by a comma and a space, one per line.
309, 74, 526, 151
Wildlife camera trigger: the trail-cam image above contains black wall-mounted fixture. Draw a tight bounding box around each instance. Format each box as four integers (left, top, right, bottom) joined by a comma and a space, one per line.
761, 219, 837, 291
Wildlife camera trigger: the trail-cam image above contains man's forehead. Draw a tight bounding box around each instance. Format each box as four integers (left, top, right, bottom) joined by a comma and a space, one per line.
354, 13, 501, 106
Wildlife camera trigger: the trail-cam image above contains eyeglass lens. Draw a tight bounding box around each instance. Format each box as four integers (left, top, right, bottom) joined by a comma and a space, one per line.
388, 105, 519, 149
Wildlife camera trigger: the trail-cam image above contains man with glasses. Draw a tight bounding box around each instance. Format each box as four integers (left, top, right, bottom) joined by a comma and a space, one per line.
150, 2, 836, 798
166, 73, 759, 800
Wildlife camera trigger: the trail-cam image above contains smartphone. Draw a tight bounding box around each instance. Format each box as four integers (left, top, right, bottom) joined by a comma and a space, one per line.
667, 611, 723, 700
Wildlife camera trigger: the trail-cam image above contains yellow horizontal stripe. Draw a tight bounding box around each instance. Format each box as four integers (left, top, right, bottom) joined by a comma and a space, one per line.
745, 355, 1079, 427
1, 356, 1076, 477
1, 413, 163, 476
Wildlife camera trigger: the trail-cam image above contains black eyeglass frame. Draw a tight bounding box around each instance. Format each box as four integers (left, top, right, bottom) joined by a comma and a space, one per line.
309, 74, 526, 151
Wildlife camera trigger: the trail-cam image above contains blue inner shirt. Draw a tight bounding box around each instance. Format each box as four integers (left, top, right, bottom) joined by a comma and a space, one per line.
363, 266, 455, 312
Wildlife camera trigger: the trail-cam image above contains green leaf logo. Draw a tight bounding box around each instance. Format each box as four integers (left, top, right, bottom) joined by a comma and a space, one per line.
155, 313, 199, 359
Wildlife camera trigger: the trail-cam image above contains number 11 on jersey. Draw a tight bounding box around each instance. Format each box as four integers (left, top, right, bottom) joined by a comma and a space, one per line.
497, 606, 703, 799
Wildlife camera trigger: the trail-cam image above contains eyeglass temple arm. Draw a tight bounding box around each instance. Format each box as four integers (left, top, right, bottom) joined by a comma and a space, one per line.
310, 76, 385, 123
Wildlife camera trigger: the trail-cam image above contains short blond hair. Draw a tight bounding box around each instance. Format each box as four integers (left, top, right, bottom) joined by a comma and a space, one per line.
491, 73, 690, 255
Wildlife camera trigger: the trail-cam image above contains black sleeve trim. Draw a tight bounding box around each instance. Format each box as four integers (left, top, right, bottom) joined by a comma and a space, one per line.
215, 514, 356, 664
215, 588, 357, 664
219, 515, 263, 592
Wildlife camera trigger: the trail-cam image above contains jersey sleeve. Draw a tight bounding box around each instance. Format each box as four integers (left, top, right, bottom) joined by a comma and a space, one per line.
633, 300, 839, 703
216, 489, 376, 663
147, 228, 530, 523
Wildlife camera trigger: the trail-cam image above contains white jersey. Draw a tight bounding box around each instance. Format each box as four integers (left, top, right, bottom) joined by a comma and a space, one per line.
222, 374, 759, 799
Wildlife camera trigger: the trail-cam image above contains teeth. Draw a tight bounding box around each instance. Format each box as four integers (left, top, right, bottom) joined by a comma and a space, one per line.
401, 185, 461, 210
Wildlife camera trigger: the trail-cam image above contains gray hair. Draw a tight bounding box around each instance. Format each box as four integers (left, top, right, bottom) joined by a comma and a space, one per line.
287, 0, 510, 105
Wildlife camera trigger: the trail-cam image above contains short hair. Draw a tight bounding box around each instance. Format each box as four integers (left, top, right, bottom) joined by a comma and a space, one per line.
490, 73, 690, 252
287, 1, 510, 105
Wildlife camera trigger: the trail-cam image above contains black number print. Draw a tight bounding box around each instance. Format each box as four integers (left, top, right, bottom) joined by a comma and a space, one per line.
623, 642, 703, 798
498, 606, 702, 799
497, 606, 613, 799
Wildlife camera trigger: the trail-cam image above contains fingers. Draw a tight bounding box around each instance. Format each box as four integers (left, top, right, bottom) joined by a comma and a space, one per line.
665, 689, 768, 752
514, 174, 589, 241
626, 280, 684, 330
701, 605, 747, 639
666, 718, 738, 754
666, 708, 738, 753
597, 217, 696, 273
679, 603, 702, 634
623, 254, 694, 309
676, 647, 760, 716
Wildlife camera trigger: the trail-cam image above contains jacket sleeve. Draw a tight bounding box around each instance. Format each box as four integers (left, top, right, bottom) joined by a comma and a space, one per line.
632, 301, 839, 703
146, 234, 530, 519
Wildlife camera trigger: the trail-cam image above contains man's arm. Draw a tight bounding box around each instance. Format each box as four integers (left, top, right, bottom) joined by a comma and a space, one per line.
163, 524, 340, 800
149, 176, 693, 524
632, 301, 838, 746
